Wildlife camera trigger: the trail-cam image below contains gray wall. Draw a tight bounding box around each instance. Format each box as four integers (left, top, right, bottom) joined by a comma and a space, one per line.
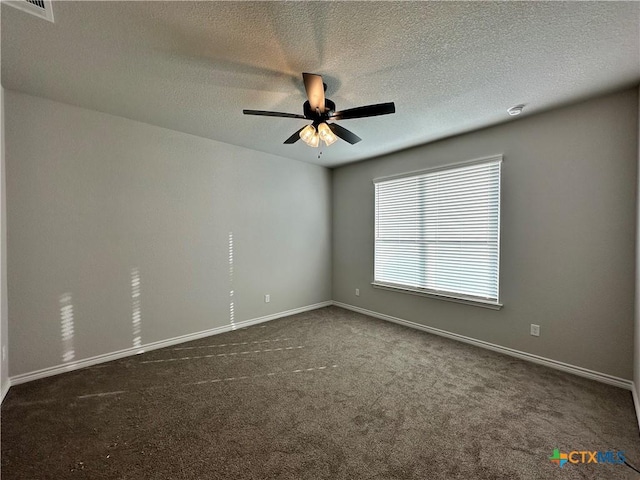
1, 87, 8, 395
333, 88, 638, 380
635, 85, 640, 409
5, 90, 332, 377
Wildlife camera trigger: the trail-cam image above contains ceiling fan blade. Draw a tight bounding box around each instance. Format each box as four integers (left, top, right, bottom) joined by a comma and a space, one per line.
330, 102, 396, 120
302, 73, 326, 113
243, 109, 305, 119
284, 127, 305, 144
328, 123, 362, 145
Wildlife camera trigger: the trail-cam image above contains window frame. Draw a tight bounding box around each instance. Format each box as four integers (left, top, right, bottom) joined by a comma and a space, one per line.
372, 155, 503, 310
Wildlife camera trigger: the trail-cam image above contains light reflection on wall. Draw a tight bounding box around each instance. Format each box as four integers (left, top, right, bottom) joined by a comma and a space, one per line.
59, 293, 75, 362
229, 232, 235, 329
131, 267, 142, 350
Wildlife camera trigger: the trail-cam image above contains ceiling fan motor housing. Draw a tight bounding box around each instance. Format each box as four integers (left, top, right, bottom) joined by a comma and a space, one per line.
303, 99, 336, 120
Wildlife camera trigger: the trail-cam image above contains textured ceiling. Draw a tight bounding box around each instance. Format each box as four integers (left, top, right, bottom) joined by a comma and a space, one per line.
2, 1, 639, 168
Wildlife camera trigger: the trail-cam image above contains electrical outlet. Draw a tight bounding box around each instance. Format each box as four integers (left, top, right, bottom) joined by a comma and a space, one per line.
355, 288, 360, 296
264, 294, 270, 303
530, 324, 540, 337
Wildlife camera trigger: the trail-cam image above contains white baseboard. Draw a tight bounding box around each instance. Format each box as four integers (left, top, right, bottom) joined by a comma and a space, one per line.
9, 301, 332, 387
632, 382, 640, 432
6, 299, 635, 399
1, 379, 10, 404
333, 301, 633, 391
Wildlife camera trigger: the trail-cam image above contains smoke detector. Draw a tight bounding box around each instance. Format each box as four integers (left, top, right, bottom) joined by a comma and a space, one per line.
507, 104, 525, 116
4, 0, 54, 22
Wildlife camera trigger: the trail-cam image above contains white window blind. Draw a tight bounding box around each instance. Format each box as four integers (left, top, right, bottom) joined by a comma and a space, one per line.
374, 157, 501, 304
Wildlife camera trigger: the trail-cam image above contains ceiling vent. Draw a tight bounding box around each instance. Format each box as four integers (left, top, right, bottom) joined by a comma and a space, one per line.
4, 0, 54, 23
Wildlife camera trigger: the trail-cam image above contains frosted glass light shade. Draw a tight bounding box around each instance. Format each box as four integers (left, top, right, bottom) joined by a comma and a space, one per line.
318, 123, 337, 146
299, 125, 316, 145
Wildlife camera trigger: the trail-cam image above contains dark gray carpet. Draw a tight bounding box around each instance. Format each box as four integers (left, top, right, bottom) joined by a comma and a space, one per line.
2, 306, 639, 479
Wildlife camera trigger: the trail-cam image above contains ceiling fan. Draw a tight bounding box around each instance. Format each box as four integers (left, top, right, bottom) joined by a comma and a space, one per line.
243, 73, 396, 147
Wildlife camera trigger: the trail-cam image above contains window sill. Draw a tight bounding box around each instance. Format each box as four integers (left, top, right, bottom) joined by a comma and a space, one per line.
371, 282, 503, 310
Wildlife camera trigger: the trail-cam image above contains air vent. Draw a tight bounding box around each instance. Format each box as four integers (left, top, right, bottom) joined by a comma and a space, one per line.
4, 0, 54, 23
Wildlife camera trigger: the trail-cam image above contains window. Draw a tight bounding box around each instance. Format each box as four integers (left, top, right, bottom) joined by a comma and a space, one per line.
373, 156, 502, 308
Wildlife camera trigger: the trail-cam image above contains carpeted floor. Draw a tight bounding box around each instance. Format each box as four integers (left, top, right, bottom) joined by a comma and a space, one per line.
2, 306, 639, 479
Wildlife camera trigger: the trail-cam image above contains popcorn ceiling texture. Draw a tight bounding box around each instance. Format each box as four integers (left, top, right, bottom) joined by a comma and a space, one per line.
1, 1, 639, 167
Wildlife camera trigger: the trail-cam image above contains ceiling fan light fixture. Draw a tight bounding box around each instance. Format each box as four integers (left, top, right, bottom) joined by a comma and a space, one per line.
299, 124, 317, 145
307, 131, 320, 148
318, 123, 337, 146
300, 124, 320, 147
